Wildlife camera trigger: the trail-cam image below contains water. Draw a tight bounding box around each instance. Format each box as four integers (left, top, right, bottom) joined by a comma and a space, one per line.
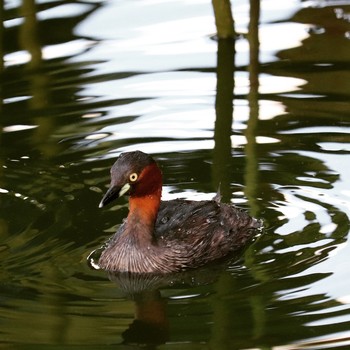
1, 0, 350, 348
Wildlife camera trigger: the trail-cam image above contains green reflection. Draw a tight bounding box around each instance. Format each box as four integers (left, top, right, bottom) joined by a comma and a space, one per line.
212, 0, 235, 39
244, 0, 261, 219
0, 0, 3, 74
0, 0, 5, 241
19, 0, 56, 158
212, 38, 235, 203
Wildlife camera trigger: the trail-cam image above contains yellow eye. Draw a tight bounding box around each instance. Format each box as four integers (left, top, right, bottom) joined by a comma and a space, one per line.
129, 173, 138, 182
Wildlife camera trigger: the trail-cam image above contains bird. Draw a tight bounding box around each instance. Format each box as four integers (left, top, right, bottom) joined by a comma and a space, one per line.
97, 150, 262, 274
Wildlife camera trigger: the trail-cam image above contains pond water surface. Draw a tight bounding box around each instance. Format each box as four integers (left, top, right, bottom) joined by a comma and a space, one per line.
1, 0, 350, 349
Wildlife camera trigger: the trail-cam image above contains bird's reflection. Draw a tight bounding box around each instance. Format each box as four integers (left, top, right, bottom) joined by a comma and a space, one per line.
119, 287, 169, 345
104, 254, 246, 346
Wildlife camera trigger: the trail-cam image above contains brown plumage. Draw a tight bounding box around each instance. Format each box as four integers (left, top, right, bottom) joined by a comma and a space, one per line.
97, 151, 262, 274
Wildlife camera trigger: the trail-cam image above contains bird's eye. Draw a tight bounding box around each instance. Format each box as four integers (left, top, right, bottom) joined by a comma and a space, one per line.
129, 173, 138, 182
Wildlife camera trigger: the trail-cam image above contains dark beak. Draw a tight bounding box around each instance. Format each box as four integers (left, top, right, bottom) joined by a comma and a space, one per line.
99, 183, 131, 208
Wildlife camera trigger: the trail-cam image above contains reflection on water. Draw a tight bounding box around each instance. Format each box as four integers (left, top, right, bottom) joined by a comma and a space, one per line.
1, 0, 350, 348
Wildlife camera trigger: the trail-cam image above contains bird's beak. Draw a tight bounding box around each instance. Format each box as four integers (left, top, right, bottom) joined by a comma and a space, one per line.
99, 183, 131, 208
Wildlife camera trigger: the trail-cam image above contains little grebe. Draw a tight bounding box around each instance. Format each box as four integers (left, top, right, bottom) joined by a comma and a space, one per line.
97, 151, 262, 273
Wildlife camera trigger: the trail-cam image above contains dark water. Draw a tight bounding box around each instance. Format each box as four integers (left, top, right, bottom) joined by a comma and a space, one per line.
1, 0, 350, 348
